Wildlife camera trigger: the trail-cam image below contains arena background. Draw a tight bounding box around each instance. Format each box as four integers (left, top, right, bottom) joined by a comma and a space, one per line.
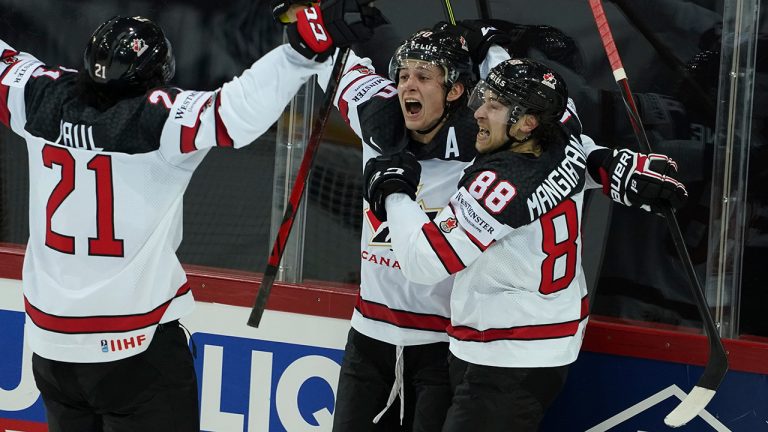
0, 0, 767, 430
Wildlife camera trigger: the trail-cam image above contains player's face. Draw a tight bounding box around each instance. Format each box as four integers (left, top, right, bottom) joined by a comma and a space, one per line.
473, 90, 513, 154
396, 60, 448, 134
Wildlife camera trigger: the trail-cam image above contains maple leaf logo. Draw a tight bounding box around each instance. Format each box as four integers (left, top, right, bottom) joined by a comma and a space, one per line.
439, 217, 458, 233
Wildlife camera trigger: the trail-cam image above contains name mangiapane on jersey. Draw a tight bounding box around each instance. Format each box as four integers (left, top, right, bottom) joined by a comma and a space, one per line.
54, 119, 103, 151
526, 139, 586, 220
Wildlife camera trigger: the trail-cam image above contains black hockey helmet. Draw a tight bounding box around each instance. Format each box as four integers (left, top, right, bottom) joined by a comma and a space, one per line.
83, 16, 175, 89
468, 58, 567, 125
388, 28, 474, 87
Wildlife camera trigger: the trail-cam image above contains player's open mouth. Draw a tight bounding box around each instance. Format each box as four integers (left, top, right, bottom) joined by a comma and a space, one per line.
405, 99, 422, 115
478, 127, 490, 139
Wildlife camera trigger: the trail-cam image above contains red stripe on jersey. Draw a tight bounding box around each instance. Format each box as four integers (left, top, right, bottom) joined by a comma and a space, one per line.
448, 203, 490, 252
337, 74, 372, 124
24, 282, 192, 334
180, 104, 205, 154
0, 51, 19, 128
214, 93, 233, 148
0, 81, 10, 128
448, 296, 590, 342
355, 295, 450, 333
422, 222, 466, 274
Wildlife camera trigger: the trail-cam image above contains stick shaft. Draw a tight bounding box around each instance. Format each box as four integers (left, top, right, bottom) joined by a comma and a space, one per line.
247, 48, 351, 328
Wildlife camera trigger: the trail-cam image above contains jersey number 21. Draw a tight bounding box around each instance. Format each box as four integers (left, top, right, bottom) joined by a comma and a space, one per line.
42, 144, 124, 257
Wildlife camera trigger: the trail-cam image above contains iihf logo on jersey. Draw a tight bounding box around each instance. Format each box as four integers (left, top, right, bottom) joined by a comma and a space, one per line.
101, 334, 148, 353
131, 38, 149, 57
439, 217, 458, 233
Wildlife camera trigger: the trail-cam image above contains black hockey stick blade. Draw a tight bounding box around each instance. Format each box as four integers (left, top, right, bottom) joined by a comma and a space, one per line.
247, 48, 351, 328
588, 0, 728, 427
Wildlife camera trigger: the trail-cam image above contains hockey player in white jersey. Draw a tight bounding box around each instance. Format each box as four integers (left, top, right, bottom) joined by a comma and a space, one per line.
363, 58, 688, 431
0, 11, 373, 432
276, 5, 609, 429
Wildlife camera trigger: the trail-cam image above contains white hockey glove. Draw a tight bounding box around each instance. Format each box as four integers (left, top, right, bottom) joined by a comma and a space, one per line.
597, 148, 688, 213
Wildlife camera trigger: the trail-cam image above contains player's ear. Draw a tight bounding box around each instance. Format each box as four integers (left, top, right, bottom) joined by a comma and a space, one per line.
518, 114, 539, 134
446, 82, 464, 102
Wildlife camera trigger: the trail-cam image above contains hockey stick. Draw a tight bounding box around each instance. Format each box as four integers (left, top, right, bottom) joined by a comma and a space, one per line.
247, 48, 351, 328
442, 0, 456, 25
588, 0, 727, 427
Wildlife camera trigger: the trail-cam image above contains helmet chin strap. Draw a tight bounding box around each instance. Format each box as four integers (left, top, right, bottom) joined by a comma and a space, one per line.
414, 82, 454, 136
493, 123, 531, 153
414, 107, 449, 135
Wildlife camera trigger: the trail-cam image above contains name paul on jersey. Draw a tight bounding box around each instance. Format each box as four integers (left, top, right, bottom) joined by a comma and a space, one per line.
526, 139, 586, 220
55, 120, 103, 150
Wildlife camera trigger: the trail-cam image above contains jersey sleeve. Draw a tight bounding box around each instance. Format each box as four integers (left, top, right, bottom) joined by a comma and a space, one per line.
0, 39, 45, 136
478, 45, 511, 80
332, 50, 404, 154
157, 44, 332, 162
559, 98, 608, 190
580, 133, 611, 190
386, 187, 513, 285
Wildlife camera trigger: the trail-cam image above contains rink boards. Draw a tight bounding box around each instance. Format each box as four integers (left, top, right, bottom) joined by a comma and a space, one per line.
0, 255, 766, 431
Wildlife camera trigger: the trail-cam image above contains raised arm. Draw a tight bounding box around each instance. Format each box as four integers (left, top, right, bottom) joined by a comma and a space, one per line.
0, 39, 46, 136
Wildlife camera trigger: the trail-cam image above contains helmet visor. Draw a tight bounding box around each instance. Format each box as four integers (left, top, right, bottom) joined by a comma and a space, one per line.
467, 80, 517, 121
388, 51, 451, 85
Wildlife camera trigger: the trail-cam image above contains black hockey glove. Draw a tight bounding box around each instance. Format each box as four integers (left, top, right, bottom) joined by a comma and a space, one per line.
592, 148, 688, 213
286, 5, 335, 61
433, 20, 511, 66
271, 0, 315, 24
321, 0, 387, 48
363, 151, 421, 222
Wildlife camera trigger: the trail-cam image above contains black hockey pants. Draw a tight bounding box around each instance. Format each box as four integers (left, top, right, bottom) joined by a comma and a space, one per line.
332, 327, 452, 432
442, 354, 569, 432
32, 320, 199, 432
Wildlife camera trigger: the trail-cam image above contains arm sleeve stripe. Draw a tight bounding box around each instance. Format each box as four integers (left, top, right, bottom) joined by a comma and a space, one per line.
355, 295, 450, 332
0, 52, 18, 128
179, 106, 204, 154
0, 82, 10, 128
447, 296, 590, 342
422, 221, 466, 275
214, 93, 233, 148
24, 282, 192, 334
448, 202, 490, 252
337, 74, 373, 124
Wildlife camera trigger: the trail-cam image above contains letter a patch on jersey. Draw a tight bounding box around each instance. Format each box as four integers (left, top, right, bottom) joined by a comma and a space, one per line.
444, 127, 460, 159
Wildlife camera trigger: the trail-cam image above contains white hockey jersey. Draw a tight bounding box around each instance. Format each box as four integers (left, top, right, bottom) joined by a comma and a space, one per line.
333, 52, 483, 346
387, 135, 604, 367
331, 50, 597, 347
0, 40, 330, 362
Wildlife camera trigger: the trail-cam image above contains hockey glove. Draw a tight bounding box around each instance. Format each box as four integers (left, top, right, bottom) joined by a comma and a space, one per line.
593, 148, 688, 213
271, 0, 316, 24
433, 20, 511, 66
287, 5, 335, 61
363, 151, 421, 222
321, 0, 387, 48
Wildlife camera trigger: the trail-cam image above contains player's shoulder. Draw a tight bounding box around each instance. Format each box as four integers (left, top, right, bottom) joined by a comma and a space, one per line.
458, 136, 586, 227
24, 64, 78, 98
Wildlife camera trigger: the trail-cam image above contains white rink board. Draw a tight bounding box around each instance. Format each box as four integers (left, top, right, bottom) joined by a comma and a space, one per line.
0, 277, 352, 432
